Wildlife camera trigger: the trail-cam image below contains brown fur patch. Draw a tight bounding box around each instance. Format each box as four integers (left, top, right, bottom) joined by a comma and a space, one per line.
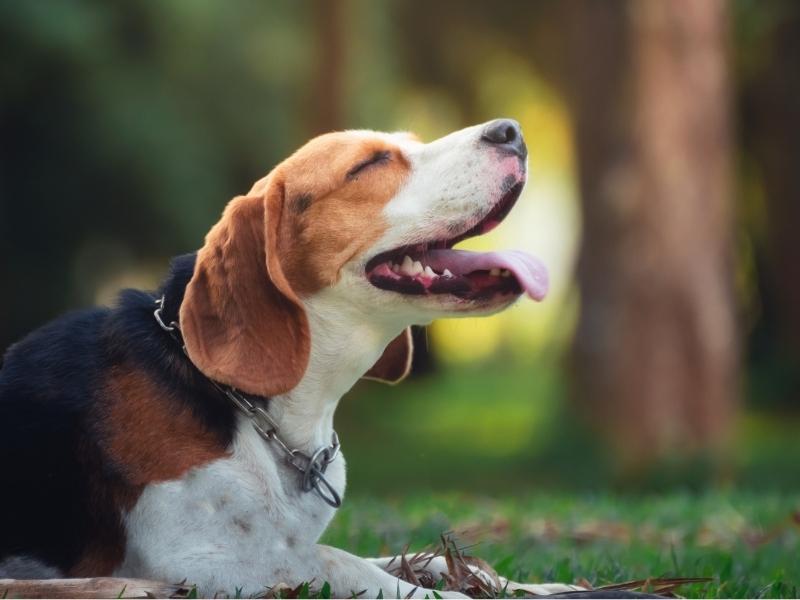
265, 132, 412, 296
102, 366, 229, 485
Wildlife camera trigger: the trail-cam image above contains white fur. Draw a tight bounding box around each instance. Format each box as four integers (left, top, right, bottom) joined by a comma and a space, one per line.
116, 122, 573, 598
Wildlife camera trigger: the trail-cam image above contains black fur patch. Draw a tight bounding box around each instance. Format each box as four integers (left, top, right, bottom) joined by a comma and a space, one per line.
0, 253, 240, 574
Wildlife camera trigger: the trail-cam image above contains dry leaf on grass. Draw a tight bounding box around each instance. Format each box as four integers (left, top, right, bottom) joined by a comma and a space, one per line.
384, 532, 712, 599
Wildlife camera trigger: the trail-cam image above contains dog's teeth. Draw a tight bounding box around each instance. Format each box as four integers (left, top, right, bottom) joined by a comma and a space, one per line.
423, 265, 436, 278
391, 264, 400, 273
400, 255, 415, 275
501, 269, 511, 277
443, 268, 453, 277
411, 260, 424, 276
490, 268, 501, 277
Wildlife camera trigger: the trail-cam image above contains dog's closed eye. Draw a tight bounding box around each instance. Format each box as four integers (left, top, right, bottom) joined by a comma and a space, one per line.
347, 151, 391, 180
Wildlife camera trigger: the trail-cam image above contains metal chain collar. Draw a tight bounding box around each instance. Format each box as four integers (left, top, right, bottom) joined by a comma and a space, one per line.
153, 296, 342, 508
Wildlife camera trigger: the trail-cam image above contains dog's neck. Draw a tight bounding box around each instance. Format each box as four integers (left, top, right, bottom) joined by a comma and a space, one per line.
268, 293, 405, 452
157, 255, 404, 454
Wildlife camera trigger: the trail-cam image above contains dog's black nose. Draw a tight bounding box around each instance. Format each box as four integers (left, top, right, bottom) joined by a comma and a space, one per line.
480, 118, 527, 159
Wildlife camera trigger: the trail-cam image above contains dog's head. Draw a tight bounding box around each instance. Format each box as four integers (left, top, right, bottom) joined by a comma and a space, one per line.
179, 120, 549, 396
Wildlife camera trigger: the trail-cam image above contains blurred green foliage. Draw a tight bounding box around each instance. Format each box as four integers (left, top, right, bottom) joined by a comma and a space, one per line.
341, 364, 800, 495
1, 1, 318, 329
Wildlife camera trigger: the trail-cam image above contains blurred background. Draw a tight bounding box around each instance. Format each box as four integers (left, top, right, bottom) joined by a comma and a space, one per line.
1, 0, 799, 496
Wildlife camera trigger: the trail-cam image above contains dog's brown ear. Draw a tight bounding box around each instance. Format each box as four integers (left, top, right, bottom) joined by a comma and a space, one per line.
180, 182, 310, 397
362, 327, 414, 385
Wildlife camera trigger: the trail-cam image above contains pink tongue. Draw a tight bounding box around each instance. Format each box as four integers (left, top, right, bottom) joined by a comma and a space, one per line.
425, 249, 549, 301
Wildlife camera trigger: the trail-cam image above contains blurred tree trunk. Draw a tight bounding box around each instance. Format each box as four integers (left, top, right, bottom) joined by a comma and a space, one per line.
567, 0, 738, 467
750, 4, 800, 399
310, 0, 345, 134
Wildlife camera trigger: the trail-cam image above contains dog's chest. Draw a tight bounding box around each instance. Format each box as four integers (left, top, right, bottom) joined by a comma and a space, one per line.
116, 417, 345, 579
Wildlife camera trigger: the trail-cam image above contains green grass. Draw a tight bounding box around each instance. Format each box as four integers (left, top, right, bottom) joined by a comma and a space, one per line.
322, 491, 800, 598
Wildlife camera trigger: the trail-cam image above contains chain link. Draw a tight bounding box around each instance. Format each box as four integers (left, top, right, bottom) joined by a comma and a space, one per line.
154, 296, 342, 507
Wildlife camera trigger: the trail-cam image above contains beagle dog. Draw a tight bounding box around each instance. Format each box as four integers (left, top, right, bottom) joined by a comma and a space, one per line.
0, 120, 573, 598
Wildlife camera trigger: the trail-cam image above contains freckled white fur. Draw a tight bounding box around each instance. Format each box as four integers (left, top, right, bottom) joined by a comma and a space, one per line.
116, 122, 575, 598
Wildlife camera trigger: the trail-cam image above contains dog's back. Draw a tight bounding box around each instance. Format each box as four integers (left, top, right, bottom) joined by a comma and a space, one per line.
0, 308, 111, 576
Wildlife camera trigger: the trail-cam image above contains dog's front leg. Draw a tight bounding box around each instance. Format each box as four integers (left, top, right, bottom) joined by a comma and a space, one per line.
315, 546, 466, 599
118, 546, 465, 599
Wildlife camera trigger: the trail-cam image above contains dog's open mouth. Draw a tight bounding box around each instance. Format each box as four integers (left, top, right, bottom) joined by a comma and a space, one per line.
365, 181, 549, 302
